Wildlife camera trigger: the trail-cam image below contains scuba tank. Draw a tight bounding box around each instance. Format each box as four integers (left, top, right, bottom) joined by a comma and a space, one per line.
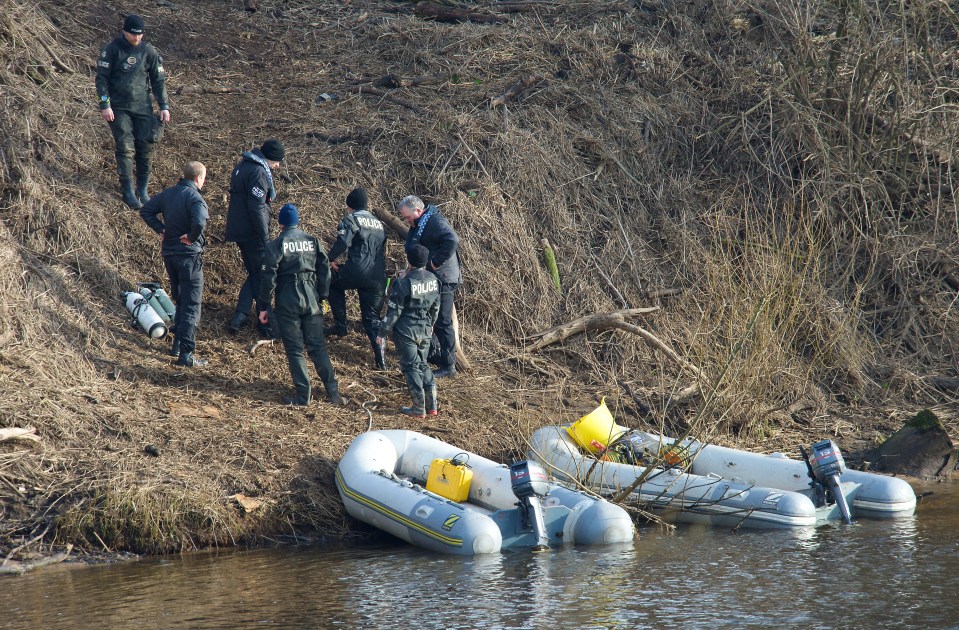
138, 282, 176, 324
123, 291, 167, 338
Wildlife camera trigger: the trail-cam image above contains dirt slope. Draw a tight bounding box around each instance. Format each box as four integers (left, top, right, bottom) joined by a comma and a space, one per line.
1, 0, 957, 558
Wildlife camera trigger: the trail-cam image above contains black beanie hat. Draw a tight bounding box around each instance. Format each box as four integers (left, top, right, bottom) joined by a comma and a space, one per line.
123, 14, 145, 34
260, 138, 285, 161
407, 244, 430, 269
346, 188, 368, 210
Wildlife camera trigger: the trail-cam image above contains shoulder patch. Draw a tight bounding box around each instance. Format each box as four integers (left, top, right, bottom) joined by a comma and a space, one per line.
251, 186, 265, 199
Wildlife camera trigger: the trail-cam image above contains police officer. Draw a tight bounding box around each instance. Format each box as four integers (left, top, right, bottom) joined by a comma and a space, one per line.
96, 14, 169, 210
326, 188, 388, 369
377, 245, 440, 418
139, 161, 209, 367
259, 204, 344, 406
397, 195, 461, 378
225, 138, 285, 338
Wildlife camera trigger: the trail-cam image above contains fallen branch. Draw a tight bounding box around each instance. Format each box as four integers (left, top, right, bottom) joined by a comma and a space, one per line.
491, 76, 541, 107
0, 545, 73, 575
524, 308, 659, 351
248, 339, 274, 356
346, 86, 423, 114
305, 130, 356, 145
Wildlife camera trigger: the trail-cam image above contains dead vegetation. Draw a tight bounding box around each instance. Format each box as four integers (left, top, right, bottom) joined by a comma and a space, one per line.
0, 0, 957, 561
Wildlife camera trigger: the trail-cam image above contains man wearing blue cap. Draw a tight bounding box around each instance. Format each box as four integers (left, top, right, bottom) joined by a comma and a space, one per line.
96, 13, 169, 209
259, 203, 344, 406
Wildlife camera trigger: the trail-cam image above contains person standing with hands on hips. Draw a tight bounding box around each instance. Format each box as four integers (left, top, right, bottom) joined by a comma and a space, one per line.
397, 195, 461, 378
139, 161, 209, 367
96, 14, 169, 210
225, 138, 286, 339
377, 245, 440, 418
259, 204, 344, 407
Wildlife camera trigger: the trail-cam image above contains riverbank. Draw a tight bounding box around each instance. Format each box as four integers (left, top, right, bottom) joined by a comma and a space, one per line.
1, 0, 956, 563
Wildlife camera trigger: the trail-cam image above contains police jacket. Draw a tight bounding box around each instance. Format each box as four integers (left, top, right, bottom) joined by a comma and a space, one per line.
328, 209, 386, 288
379, 267, 440, 339
404, 205, 461, 286
139, 179, 207, 257
225, 149, 276, 244
259, 226, 329, 316
95, 36, 168, 113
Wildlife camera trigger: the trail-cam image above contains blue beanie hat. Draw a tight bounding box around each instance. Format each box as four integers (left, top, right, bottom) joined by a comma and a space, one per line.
278, 203, 299, 226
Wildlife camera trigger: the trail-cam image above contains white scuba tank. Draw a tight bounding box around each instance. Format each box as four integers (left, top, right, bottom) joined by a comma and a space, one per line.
124, 292, 167, 338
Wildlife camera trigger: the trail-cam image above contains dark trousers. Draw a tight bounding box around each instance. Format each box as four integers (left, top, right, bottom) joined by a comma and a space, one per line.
274, 308, 338, 401
108, 109, 154, 184
394, 330, 434, 411
328, 269, 384, 343
164, 254, 203, 355
434, 283, 458, 370
234, 239, 272, 320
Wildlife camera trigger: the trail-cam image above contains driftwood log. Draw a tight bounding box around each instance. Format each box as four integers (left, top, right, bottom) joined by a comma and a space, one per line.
524, 308, 659, 352
525, 308, 701, 399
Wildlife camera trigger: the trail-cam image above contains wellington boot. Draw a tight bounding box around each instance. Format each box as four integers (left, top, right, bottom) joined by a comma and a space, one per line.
136, 177, 150, 204
121, 184, 143, 210
283, 395, 311, 406
169, 336, 180, 356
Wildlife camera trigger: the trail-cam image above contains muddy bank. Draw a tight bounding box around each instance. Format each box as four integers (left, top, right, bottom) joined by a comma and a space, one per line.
1, 0, 956, 563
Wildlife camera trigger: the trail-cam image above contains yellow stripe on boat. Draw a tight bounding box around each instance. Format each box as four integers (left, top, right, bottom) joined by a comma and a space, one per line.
335, 468, 464, 547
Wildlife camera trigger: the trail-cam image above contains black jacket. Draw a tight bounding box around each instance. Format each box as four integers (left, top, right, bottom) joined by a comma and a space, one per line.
260, 226, 329, 316
380, 267, 440, 339
139, 179, 208, 257
95, 35, 168, 113
404, 205, 461, 286
328, 209, 386, 288
225, 149, 276, 244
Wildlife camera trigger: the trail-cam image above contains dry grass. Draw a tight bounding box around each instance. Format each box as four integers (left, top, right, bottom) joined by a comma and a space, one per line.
0, 0, 956, 559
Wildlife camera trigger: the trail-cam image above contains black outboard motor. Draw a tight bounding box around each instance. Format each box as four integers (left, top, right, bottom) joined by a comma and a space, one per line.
509, 460, 551, 550
801, 439, 853, 524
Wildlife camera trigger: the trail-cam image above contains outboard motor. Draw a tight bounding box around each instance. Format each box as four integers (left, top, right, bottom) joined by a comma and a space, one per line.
123, 291, 167, 339
509, 460, 551, 550
801, 439, 852, 524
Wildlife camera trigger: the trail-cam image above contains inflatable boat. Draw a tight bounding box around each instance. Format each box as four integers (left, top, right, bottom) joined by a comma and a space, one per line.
335, 429, 635, 556
528, 401, 916, 529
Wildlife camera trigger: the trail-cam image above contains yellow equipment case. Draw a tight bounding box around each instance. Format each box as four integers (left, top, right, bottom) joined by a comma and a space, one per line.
426, 458, 473, 502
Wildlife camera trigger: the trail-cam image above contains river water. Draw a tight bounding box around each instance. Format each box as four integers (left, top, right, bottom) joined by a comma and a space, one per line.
3, 482, 958, 629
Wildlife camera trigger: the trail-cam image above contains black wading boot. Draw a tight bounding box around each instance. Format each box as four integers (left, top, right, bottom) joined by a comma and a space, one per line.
121, 179, 142, 210
325, 383, 346, 406
228, 312, 248, 335
136, 174, 151, 204
169, 336, 180, 356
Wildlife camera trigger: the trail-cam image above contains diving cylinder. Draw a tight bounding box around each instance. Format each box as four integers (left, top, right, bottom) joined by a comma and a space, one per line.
152, 287, 176, 322
138, 287, 171, 325
124, 292, 167, 339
